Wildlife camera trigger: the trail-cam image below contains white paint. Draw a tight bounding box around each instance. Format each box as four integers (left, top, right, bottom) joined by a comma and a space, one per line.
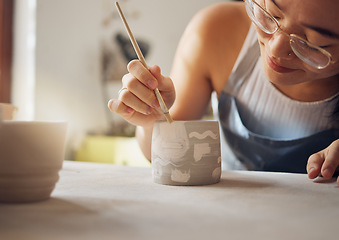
171, 169, 190, 183
161, 142, 186, 149
152, 160, 163, 179
193, 143, 211, 162
152, 120, 222, 185
189, 131, 218, 140
153, 122, 189, 162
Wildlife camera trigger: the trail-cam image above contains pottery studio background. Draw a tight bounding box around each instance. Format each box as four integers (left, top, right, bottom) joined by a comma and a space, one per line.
11, 0, 229, 162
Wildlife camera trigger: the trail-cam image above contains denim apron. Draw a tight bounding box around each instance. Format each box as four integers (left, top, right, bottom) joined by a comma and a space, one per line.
218, 92, 339, 173
216, 26, 339, 173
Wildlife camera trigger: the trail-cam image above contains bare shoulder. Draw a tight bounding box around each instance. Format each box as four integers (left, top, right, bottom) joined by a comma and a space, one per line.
193, 1, 250, 30
170, 2, 252, 119
183, 1, 252, 94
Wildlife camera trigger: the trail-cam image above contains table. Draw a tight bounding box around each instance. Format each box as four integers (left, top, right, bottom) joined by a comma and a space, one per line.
1, 161, 338, 240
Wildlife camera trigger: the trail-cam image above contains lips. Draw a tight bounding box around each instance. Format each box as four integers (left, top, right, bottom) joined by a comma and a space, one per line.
266, 55, 296, 73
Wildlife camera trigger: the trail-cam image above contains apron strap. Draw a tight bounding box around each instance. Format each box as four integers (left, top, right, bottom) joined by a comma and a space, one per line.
223, 25, 260, 95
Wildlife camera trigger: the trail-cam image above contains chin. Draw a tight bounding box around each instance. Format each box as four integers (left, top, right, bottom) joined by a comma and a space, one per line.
261, 56, 305, 86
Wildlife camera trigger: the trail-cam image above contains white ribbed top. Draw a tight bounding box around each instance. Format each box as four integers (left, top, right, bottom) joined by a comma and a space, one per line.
236, 57, 338, 140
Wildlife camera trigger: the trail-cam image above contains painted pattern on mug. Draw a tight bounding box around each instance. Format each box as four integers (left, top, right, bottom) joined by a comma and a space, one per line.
152, 121, 221, 186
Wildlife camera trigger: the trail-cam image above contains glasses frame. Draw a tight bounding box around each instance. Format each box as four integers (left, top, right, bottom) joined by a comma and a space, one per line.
244, 0, 336, 69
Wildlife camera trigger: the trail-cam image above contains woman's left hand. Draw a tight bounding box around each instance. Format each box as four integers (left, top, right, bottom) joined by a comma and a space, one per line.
307, 139, 339, 186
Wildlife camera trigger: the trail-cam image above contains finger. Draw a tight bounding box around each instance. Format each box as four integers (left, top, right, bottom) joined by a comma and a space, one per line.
108, 99, 163, 127
148, 65, 162, 83
149, 65, 173, 92
108, 99, 135, 121
307, 151, 325, 179
128, 60, 158, 90
149, 65, 175, 108
123, 74, 160, 109
108, 99, 134, 117
119, 88, 153, 115
121, 73, 136, 89
321, 143, 339, 179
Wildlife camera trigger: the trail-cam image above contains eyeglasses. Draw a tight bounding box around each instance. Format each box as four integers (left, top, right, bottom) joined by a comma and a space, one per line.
244, 0, 336, 69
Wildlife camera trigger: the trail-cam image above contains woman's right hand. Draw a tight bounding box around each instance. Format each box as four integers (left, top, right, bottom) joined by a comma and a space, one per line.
108, 60, 175, 128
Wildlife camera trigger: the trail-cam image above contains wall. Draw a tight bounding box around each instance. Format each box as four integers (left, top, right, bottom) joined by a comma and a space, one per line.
13, 0, 224, 159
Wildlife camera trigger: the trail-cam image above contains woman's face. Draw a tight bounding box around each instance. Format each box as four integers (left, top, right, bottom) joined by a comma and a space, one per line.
255, 0, 339, 86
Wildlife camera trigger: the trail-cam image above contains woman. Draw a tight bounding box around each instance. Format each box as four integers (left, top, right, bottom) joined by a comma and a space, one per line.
108, 0, 339, 184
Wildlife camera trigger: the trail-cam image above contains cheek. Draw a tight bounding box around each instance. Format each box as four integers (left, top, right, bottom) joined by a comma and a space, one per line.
300, 63, 339, 83
255, 30, 274, 56
254, 27, 268, 44
256, 34, 268, 57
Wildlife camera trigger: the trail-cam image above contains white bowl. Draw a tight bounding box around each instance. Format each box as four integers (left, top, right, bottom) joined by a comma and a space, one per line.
0, 121, 67, 203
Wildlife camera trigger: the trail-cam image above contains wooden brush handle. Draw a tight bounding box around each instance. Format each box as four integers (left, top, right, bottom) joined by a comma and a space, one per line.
115, 2, 173, 123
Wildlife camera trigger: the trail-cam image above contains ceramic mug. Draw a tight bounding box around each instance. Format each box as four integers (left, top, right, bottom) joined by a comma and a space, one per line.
0, 120, 67, 203
152, 120, 221, 186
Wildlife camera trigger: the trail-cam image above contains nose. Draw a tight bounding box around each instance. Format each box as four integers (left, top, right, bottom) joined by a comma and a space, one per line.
267, 30, 293, 59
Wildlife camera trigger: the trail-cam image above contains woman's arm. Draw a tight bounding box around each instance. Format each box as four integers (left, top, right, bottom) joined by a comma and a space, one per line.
170, 2, 251, 120
110, 2, 251, 161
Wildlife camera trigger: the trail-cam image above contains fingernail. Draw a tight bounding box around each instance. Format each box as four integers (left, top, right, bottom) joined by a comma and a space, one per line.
153, 99, 160, 108
107, 99, 113, 109
147, 79, 156, 89
308, 167, 317, 178
308, 167, 315, 174
323, 168, 332, 178
146, 107, 153, 115
126, 107, 134, 113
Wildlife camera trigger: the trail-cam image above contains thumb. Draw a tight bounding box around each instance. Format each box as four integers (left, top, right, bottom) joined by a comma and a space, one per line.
148, 64, 175, 109
148, 65, 162, 82
149, 65, 173, 93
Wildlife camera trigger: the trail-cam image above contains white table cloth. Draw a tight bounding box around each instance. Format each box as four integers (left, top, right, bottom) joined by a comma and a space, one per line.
1, 160, 338, 240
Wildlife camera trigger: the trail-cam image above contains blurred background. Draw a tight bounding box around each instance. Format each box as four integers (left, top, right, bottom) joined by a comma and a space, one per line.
2, 0, 232, 165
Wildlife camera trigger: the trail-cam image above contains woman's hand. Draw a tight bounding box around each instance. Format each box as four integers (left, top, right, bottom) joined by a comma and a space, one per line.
108, 60, 175, 128
307, 139, 339, 186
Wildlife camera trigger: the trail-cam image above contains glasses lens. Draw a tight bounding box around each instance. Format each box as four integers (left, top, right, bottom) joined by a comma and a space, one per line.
245, 0, 277, 34
290, 36, 330, 69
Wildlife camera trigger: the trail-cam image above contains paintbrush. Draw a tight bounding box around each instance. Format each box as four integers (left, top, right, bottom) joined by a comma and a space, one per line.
115, 2, 173, 124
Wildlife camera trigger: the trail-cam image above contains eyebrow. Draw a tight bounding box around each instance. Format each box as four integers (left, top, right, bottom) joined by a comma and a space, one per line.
303, 24, 339, 40
270, 0, 339, 40
271, 0, 281, 10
